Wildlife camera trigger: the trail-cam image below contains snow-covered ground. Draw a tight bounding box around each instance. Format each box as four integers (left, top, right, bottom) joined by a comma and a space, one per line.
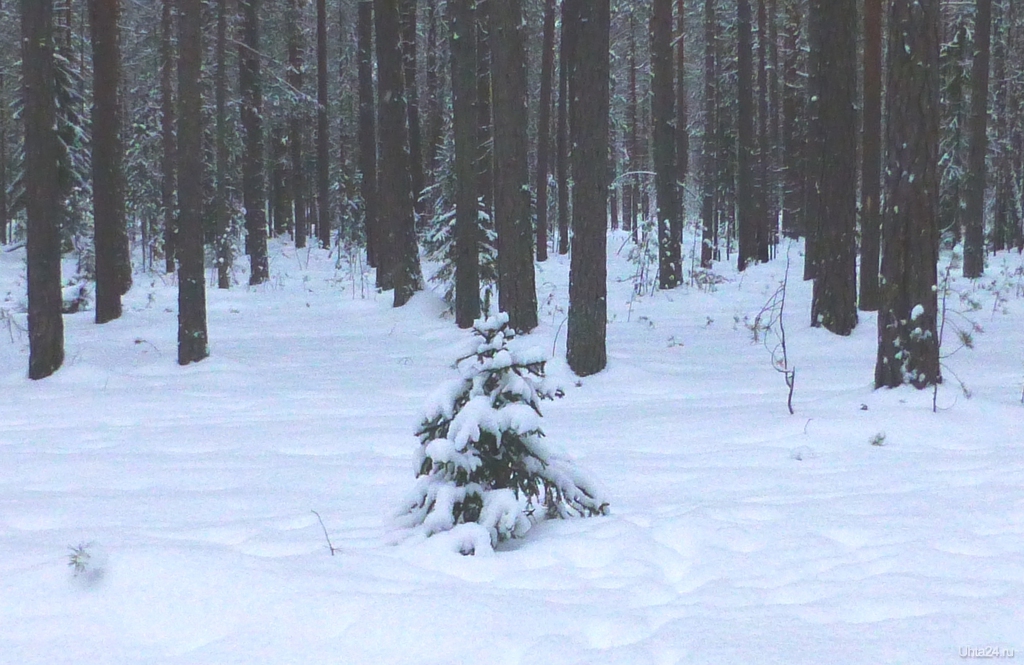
1, 234, 1022, 664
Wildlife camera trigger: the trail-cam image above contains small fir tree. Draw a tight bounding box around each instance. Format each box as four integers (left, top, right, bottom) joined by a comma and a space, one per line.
399, 313, 608, 553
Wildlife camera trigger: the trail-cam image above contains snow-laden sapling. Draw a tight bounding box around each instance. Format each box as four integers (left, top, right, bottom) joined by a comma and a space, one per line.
398, 313, 608, 554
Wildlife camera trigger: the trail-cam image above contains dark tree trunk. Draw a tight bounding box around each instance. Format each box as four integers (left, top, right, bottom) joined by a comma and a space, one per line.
424, 0, 443, 179
780, 0, 802, 240
177, 0, 209, 365
400, 0, 424, 217
736, 0, 758, 271
270, 123, 292, 238
652, 0, 682, 289
161, 0, 176, 274
875, 0, 941, 389
802, 0, 822, 281
450, 0, 479, 328
535, 0, 556, 262
214, 0, 231, 289
809, 0, 858, 335
0, 59, 6, 246
491, 0, 537, 332
317, 0, 332, 249
991, 0, 1012, 252
700, 0, 717, 268
676, 0, 689, 192
287, 0, 307, 250
859, 0, 882, 311
240, 0, 269, 284
963, 0, 992, 278
376, 0, 422, 306
23, 0, 65, 379
357, 0, 379, 268
626, 14, 639, 235
566, 0, 609, 377
756, 0, 772, 261
90, 0, 131, 322
556, 0, 571, 255
476, 0, 493, 221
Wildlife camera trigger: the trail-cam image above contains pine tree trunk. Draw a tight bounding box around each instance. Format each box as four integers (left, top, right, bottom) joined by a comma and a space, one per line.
556, 1, 571, 255
652, 0, 682, 289
161, 0, 176, 274
700, 0, 717, 268
177, 0, 209, 365
90, 0, 131, 320
859, 0, 882, 311
400, 0, 424, 217
424, 0, 443, 180
676, 0, 689, 189
736, 0, 758, 271
450, 0, 480, 328
963, 0, 992, 278
23, 0, 65, 379
0, 4, 8, 247
214, 0, 231, 289
287, 0, 307, 250
566, 0, 609, 377
780, 0, 802, 240
240, 0, 269, 284
376, 0, 422, 306
802, 0, 822, 281
875, 0, 941, 389
756, 0, 772, 261
357, 0, 379, 268
535, 0, 556, 263
491, 0, 537, 332
476, 0, 493, 221
991, 0, 1011, 252
809, 0, 858, 335
317, 0, 332, 249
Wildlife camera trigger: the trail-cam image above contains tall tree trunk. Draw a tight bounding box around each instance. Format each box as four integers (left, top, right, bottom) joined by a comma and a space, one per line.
476, 0, 493, 221
450, 0, 479, 328
962, 0, 992, 278
535, 0, 556, 262
376, 0, 422, 306
357, 0, 379, 268
317, 0, 332, 249
287, 0, 307, 249
802, 0, 822, 280
875, 0, 940, 389
991, 0, 1012, 252
676, 0, 689, 191
214, 0, 231, 289
400, 0, 424, 217
90, 0, 131, 321
23, 0, 65, 379
240, 0, 269, 284
161, 0, 176, 274
756, 0, 772, 261
780, 0, 802, 240
491, 0, 537, 332
736, 0, 758, 271
556, 0, 571, 254
809, 0, 858, 335
424, 0, 443, 179
566, 0, 609, 377
0, 58, 6, 246
653, 0, 682, 288
859, 0, 882, 311
700, 0, 717, 267
177, 0, 209, 365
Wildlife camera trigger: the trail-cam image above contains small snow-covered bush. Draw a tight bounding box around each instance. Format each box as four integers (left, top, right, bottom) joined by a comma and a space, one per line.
398, 313, 608, 553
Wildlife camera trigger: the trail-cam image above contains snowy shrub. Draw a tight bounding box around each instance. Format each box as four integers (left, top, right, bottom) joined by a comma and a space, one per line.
398, 313, 608, 554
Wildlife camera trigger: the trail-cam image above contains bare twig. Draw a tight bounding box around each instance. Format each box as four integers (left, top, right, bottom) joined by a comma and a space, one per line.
311, 510, 338, 556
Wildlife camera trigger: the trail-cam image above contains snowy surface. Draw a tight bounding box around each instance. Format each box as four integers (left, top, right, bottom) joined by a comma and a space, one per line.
1, 235, 1022, 664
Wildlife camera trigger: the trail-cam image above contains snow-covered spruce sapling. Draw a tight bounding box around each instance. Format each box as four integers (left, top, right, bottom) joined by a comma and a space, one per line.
398, 313, 608, 553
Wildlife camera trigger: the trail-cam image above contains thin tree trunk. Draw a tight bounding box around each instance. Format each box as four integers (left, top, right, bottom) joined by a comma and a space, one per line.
450, 0, 479, 328
535, 0, 556, 262
424, 0, 443, 179
566, 0, 609, 377
781, 0, 802, 240
700, 0, 717, 268
736, 0, 758, 271
161, 0, 176, 274
491, 0, 537, 332
556, 0, 571, 255
177, 0, 209, 365
400, 0, 424, 217
357, 0, 379, 268
214, 0, 231, 289
287, 0, 307, 249
476, 0, 493, 220
653, 0, 682, 288
963, 0, 992, 278
240, 0, 269, 284
756, 0, 772, 261
859, 0, 882, 311
23, 0, 65, 379
317, 0, 332, 249
676, 0, 689, 191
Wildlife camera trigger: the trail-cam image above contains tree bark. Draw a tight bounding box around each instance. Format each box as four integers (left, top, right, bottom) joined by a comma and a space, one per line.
450, 0, 480, 328
491, 0, 537, 332
535, 0, 556, 262
161, 0, 176, 274
214, 0, 231, 289
287, 0, 307, 250
177, 0, 209, 365
652, 0, 682, 288
566, 0, 609, 377
875, 0, 941, 389
556, 0, 571, 255
240, 0, 269, 284
859, 0, 882, 311
424, 0, 443, 180
736, 0, 758, 271
91, 0, 131, 322
780, 0, 802, 240
23, 0, 65, 379
809, 0, 858, 335
400, 0, 424, 217
962, 0, 992, 278
317, 0, 332, 249
476, 0, 493, 221
357, 0, 379, 268
700, 0, 717, 268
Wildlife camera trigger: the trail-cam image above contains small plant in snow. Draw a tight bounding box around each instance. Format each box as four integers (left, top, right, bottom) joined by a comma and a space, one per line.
398, 313, 608, 554
933, 254, 981, 411
870, 432, 886, 447
67, 543, 92, 575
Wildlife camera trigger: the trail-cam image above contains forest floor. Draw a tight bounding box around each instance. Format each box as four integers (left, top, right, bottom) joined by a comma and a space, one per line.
1, 233, 1022, 664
